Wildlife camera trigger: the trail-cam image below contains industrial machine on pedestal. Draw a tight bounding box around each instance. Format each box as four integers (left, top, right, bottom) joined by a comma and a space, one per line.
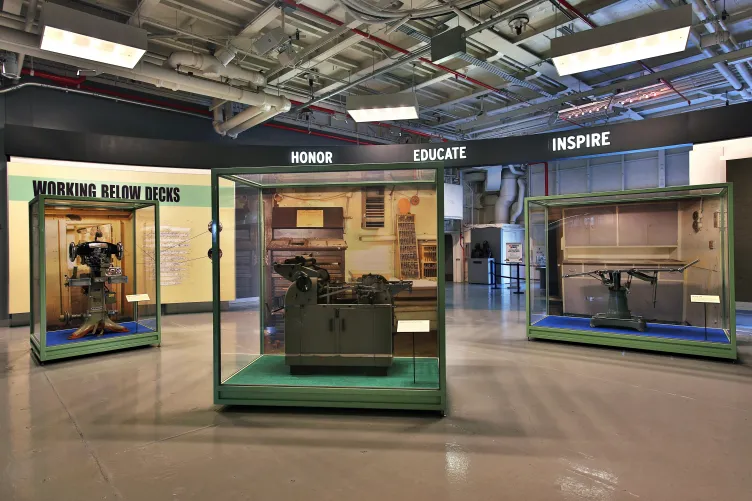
273, 255, 412, 374
564, 259, 699, 331
62, 232, 129, 340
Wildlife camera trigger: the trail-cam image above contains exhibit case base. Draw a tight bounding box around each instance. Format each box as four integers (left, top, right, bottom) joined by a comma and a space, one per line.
29, 196, 161, 363
525, 185, 736, 360
528, 317, 735, 360
211, 163, 447, 413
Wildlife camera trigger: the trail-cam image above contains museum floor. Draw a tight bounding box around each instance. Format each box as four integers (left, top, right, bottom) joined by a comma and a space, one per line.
1, 284, 752, 501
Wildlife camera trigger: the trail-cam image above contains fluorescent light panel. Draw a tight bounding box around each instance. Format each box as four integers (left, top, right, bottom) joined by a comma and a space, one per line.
553, 27, 690, 76
550, 4, 692, 76
347, 92, 419, 122
40, 3, 147, 69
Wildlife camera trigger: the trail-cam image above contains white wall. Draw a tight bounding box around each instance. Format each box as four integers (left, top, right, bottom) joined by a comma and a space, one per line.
688, 137, 752, 184
528, 146, 691, 196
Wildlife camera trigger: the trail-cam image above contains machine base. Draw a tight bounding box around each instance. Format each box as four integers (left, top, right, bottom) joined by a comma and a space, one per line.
590, 313, 647, 332
289, 365, 389, 377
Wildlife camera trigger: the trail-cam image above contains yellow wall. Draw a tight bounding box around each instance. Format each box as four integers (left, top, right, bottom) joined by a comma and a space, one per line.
274, 185, 437, 280
8, 158, 235, 314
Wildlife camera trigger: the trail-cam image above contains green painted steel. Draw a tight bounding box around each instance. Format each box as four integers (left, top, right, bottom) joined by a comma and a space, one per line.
211, 162, 447, 412
29, 195, 161, 362
524, 184, 737, 360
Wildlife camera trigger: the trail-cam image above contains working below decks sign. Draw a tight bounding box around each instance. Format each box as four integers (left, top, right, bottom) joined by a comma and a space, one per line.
31, 179, 181, 202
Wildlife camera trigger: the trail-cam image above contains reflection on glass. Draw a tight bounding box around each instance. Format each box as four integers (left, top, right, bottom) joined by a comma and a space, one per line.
527, 187, 734, 352
35, 198, 159, 350
218, 170, 441, 390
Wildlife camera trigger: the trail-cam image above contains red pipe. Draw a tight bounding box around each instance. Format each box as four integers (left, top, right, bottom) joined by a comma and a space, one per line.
287, 0, 512, 99
22, 68, 86, 86
24, 70, 376, 144
263, 123, 376, 145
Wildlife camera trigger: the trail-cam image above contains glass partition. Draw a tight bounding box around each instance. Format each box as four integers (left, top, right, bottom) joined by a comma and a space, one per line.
29, 201, 41, 345
525, 185, 736, 359
134, 204, 159, 334
212, 164, 446, 412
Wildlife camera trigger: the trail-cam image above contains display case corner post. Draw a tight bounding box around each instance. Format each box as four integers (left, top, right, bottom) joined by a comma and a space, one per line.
725, 184, 736, 349
524, 200, 530, 328
211, 172, 222, 390
436, 167, 447, 394
38, 197, 47, 358
154, 201, 162, 336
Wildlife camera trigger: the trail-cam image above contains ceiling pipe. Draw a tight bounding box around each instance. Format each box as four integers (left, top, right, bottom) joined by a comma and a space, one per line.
214, 104, 272, 135
226, 108, 282, 137
693, 0, 752, 99
165, 51, 266, 86
0, 23, 290, 114
284, 0, 514, 106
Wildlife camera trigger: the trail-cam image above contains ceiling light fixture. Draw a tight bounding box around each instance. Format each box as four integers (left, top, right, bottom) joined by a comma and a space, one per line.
39, 3, 147, 69
346, 92, 419, 122
550, 4, 692, 76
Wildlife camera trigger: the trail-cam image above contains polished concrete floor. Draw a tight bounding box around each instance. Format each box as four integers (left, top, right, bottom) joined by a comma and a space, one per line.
1, 284, 751, 501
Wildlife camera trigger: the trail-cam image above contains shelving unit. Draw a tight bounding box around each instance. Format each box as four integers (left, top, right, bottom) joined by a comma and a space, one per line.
396, 213, 419, 279
419, 240, 437, 279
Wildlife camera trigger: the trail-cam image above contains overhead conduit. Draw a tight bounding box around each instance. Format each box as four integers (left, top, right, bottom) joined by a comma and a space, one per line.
0, 24, 291, 133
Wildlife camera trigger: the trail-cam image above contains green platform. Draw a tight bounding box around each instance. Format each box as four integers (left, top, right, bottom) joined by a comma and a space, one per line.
225, 356, 440, 389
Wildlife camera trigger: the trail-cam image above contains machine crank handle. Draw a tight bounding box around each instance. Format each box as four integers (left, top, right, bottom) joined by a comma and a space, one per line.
341, 318, 345, 331
329, 318, 334, 331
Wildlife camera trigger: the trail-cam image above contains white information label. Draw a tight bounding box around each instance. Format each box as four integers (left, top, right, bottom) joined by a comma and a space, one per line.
126, 294, 151, 303
506, 242, 523, 263
397, 320, 431, 333
691, 295, 720, 304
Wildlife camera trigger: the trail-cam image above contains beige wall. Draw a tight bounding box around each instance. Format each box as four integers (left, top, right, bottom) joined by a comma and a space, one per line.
8, 158, 235, 314
274, 185, 437, 280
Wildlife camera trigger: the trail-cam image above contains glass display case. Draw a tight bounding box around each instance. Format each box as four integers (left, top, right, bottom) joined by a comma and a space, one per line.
210, 163, 446, 412
525, 184, 736, 359
29, 196, 161, 362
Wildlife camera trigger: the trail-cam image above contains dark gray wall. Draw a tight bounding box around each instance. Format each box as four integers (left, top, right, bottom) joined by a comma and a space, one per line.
727, 158, 752, 302
0, 85, 345, 321
2, 85, 345, 146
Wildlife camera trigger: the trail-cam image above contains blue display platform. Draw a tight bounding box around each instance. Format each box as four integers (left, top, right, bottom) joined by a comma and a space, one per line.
534, 316, 730, 344
46, 320, 158, 346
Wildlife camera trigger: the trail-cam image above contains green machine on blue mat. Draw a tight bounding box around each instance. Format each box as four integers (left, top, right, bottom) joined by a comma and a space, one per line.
29, 196, 161, 362
210, 163, 447, 413
525, 184, 737, 360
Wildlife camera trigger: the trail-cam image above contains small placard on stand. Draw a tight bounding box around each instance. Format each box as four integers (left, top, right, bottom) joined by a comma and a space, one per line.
690, 295, 720, 340
126, 294, 150, 302
397, 320, 430, 384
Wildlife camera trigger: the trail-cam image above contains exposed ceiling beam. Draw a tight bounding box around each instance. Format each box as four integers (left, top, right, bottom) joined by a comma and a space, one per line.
457, 44, 752, 133
447, 2, 592, 92
512, 0, 622, 46
128, 0, 162, 26
235, 1, 279, 38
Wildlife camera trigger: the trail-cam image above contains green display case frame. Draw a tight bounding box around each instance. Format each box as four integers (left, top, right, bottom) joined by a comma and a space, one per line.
524, 184, 736, 360
29, 195, 162, 362
210, 163, 447, 412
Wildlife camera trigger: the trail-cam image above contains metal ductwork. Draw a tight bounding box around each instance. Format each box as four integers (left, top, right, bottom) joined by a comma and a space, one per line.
494, 168, 519, 224
165, 51, 265, 86
656, 0, 751, 99
510, 177, 526, 224
0, 23, 290, 135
